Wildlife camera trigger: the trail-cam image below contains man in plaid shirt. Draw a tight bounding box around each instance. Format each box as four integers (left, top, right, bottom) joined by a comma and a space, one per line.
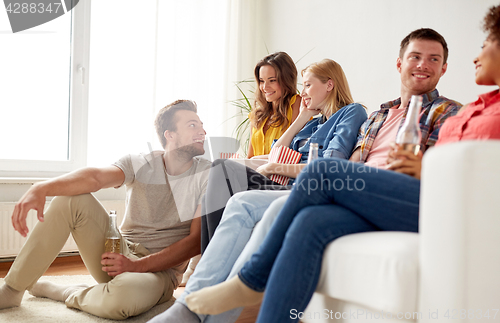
351, 28, 461, 173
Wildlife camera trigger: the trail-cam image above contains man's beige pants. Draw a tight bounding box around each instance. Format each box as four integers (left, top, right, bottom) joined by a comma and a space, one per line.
4, 194, 176, 320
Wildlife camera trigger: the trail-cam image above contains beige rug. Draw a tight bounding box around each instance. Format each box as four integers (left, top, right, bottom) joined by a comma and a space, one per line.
0, 275, 176, 322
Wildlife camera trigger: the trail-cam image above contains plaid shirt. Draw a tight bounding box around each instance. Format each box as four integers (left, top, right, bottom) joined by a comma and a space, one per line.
355, 89, 462, 162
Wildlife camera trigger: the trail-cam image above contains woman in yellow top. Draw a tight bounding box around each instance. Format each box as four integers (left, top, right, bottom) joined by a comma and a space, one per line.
247, 52, 301, 158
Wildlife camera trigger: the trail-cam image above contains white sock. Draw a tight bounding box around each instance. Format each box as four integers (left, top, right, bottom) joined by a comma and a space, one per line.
28, 281, 88, 302
185, 276, 263, 315
148, 302, 201, 323
0, 283, 24, 309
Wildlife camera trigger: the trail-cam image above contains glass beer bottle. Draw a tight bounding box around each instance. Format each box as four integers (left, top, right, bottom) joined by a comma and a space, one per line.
395, 95, 423, 155
104, 210, 121, 254
307, 142, 319, 164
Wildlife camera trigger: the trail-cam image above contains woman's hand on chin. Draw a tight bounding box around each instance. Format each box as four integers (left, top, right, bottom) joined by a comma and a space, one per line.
299, 97, 320, 119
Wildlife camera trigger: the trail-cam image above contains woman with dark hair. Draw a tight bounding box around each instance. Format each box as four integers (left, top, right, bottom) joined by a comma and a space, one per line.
248, 52, 301, 158
187, 5, 500, 322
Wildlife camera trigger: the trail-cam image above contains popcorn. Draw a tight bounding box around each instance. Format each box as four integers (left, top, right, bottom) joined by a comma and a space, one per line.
268, 146, 302, 185
220, 152, 240, 159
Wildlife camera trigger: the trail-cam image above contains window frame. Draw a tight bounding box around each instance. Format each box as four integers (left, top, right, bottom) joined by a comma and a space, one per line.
0, 1, 91, 178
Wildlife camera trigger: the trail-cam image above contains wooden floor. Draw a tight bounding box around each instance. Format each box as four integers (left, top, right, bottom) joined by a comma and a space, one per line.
0, 255, 260, 322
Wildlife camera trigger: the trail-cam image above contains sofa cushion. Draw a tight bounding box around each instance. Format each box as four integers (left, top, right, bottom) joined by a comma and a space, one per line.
316, 231, 418, 314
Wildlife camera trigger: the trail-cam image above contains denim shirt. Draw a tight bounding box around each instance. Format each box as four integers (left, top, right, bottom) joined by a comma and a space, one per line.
289, 103, 367, 163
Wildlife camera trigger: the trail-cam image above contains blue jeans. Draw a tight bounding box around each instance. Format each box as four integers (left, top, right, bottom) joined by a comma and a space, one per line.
178, 190, 291, 322
238, 158, 421, 322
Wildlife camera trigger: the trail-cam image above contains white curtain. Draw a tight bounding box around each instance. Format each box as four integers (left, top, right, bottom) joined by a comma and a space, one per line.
87, 0, 264, 166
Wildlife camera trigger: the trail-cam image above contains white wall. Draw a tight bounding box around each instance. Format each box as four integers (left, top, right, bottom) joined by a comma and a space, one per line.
244, 0, 499, 113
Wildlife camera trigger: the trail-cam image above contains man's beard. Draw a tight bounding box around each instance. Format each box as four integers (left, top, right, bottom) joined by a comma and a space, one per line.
174, 143, 205, 160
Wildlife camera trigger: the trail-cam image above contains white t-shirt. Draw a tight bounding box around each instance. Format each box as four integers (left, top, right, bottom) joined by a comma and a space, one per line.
113, 151, 211, 254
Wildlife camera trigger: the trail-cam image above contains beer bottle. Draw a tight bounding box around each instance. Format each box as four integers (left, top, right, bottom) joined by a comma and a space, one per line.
396, 95, 423, 155
104, 210, 121, 254
307, 142, 319, 164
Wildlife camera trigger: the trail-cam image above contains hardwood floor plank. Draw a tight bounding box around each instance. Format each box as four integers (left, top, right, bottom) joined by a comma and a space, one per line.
0, 255, 89, 278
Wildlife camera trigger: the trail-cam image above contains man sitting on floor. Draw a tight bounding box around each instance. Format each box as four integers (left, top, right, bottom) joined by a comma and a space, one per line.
0, 100, 211, 320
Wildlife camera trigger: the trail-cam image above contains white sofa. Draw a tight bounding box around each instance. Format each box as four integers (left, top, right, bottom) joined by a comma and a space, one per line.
303, 141, 500, 323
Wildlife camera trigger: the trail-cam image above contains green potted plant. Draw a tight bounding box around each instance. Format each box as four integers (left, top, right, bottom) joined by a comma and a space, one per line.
228, 78, 255, 156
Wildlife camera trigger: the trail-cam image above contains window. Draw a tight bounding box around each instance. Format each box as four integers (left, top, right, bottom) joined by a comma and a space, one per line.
0, 1, 90, 177
1, 0, 241, 175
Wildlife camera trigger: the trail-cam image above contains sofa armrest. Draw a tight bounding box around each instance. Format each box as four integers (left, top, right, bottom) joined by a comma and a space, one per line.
419, 140, 500, 322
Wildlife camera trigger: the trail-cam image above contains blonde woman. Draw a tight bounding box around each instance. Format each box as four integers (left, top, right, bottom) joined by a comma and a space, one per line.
256, 58, 367, 178
200, 58, 367, 253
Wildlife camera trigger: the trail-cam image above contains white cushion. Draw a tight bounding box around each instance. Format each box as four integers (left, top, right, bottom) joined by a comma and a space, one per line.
419, 141, 500, 319
316, 231, 418, 314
